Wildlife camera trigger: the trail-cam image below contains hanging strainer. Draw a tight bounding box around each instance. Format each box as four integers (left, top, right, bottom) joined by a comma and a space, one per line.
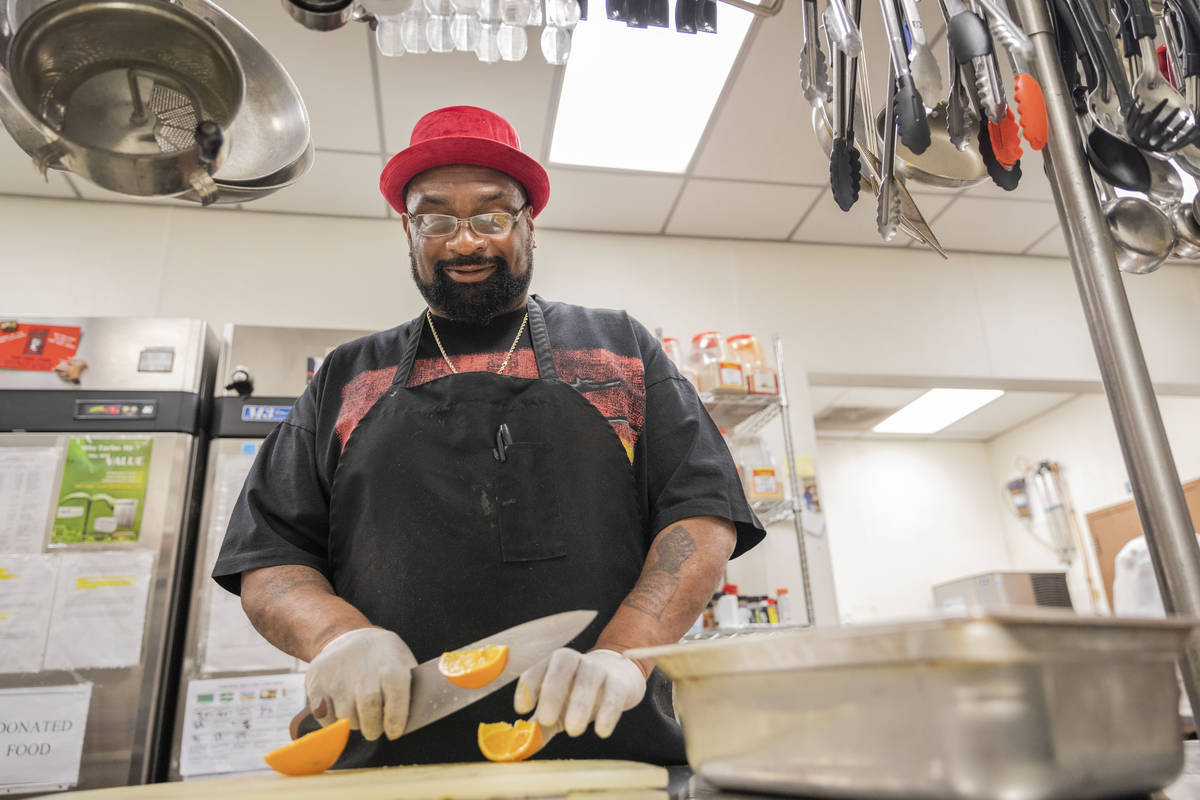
4, 0, 243, 202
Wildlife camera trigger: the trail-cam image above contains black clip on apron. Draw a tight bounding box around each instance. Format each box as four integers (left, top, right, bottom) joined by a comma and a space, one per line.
327, 297, 686, 766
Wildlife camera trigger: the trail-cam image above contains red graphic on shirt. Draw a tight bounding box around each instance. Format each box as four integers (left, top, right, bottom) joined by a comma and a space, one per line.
335, 348, 645, 461
336, 366, 399, 449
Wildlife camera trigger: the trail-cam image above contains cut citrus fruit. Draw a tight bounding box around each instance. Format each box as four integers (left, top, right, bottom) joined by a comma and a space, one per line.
438, 644, 509, 689
264, 717, 349, 776
478, 719, 543, 762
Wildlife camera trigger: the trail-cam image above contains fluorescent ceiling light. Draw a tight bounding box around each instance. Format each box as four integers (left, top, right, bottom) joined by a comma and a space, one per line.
872, 389, 1005, 434
549, 10, 754, 173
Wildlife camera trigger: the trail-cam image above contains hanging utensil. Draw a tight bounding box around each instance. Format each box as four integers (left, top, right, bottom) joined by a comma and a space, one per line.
824, 0, 863, 56
1114, 0, 1197, 150
878, 60, 902, 240
978, 114, 1021, 189
799, 0, 831, 105
829, 23, 862, 209
1145, 153, 1185, 204
1087, 124, 1153, 189
947, 56, 977, 150
881, 0, 931, 152
942, 0, 991, 63
4, 0, 243, 204
1169, 202, 1200, 257
812, 105, 948, 255
976, 0, 1047, 148
1095, 178, 1176, 272
899, 0, 943, 101
1165, 0, 1200, 109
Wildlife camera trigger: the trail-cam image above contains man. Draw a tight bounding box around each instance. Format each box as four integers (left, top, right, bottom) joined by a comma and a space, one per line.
212, 105, 764, 766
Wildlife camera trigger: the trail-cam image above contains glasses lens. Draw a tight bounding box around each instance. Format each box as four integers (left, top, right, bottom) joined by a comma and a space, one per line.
417, 214, 459, 236
470, 212, 514, 235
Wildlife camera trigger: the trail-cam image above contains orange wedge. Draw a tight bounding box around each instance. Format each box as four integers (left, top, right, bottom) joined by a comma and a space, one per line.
478, 719, 543, 762
438, 644, 509, 689
264, 717, 349, 776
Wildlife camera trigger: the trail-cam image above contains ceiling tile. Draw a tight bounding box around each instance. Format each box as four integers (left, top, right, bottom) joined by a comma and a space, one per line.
1025, 226, 1070, 258
214, 0, 380, 153
690, 2, 828, 184
537, 168, 683, 233
377, 51, 558, 158
791, 190, 953, 248
0, 133, 76, 199
247, 150, 386, 217
666, 179, 819, 239
930, 197, 1060, 253
936, 391, 1075, 438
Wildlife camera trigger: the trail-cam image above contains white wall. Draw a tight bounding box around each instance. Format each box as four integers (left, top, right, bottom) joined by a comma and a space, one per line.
6, 194, 1200, 625
986, 394, 1200, 610
815, 438, 1014, 621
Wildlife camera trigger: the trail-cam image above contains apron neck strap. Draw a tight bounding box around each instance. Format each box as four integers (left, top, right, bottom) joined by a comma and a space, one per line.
526, 295, 557, 380
392, 296, 557, 386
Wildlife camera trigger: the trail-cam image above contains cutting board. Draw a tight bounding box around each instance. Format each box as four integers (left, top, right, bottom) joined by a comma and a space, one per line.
54, 760, 669, 799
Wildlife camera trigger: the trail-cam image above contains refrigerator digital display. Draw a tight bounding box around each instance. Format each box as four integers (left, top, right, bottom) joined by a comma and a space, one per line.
73, 401, 157, 420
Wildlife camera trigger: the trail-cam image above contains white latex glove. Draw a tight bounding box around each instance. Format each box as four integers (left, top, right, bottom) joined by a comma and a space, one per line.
514, 648, 647, 739
305, 627, 417, 741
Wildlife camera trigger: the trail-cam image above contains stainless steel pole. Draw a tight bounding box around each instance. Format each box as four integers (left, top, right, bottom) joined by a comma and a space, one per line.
774, 332, 815, 626
1010, 0, 1200, 715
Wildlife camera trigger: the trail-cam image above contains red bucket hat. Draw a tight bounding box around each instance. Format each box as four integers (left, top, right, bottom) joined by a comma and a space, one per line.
380, 106, 550, 218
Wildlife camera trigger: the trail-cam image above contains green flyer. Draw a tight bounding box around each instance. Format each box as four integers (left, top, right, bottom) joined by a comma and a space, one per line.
52, 438, 154, 544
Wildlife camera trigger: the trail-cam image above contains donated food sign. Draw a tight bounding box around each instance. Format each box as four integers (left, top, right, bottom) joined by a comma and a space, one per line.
52, 438, 153, 544
0, 684, 91, 791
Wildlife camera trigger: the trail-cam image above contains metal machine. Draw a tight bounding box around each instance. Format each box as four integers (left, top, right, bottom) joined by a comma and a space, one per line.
0, 316, 216, 794
168, 323, 372, 781
933, 570, 1074, 614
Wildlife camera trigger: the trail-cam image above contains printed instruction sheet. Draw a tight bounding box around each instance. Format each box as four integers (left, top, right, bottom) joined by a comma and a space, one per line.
0, 554, 58, 673
179, 673, 306, 777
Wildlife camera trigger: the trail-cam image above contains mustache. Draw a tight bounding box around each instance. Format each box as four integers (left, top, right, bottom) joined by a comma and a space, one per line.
434, 255, 508, 274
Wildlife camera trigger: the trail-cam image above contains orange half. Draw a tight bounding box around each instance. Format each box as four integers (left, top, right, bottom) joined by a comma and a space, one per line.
264, 717, 350, 776
478, 719, 543, 762
438, 644, 509, 689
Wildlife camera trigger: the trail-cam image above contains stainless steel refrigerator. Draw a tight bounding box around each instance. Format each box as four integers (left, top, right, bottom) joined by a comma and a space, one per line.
0, 316, 216, 794
168, 324, 371, 781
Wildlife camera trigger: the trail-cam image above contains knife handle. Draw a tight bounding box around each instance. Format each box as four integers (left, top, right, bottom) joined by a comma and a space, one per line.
289, 698, 327, 740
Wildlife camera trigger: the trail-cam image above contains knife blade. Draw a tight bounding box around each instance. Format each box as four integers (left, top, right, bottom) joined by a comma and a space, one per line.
290, 608, 597, 740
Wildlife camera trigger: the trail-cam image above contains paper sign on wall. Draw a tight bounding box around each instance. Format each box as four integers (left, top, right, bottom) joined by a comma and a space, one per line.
43, 550, 154, 671
0, 323, 81, 373
0, 683, 92, 793
202, 451, 294, 673
0, 555, 57, 674
0, 447, 60, 553
51, 438, 152, 544
179, 673, 305, 777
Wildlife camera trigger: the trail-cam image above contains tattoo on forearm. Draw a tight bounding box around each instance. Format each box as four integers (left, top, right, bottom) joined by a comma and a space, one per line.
622, 525, 697, 620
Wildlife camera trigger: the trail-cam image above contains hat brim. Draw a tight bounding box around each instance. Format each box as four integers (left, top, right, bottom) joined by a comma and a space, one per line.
380, 136, 550, 218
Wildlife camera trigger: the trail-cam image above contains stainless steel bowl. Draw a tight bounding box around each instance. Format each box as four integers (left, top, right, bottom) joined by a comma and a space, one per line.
631, 613, 1193, 800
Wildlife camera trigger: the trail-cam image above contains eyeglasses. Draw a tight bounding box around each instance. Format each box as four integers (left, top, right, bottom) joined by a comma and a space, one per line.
406, 207, 529, 238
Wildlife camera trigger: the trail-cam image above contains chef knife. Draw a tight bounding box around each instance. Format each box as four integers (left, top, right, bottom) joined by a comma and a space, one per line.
289, 608, 598, 740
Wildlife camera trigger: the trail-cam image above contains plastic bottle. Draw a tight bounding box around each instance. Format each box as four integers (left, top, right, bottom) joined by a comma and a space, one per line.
766, 597, 780, 624
727, 434, 783, 501
689, 332, 743, 393
662, 336, 700, 390
737, 595, 752, 626
715, 583, 740, 628
727, 333, 779, 395
776, 588, 794, 624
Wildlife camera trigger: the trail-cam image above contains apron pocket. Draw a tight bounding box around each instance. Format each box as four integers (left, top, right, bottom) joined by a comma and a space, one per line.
496, 442, 567, 562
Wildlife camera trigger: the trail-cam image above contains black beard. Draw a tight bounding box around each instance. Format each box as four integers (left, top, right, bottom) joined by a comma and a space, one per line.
411, 247, 533, 326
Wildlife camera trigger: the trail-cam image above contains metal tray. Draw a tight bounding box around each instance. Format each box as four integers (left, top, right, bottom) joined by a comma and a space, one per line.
629, 612, 1196, 800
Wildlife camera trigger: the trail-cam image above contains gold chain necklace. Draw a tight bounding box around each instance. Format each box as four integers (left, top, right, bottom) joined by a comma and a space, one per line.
426, 309, 529, 375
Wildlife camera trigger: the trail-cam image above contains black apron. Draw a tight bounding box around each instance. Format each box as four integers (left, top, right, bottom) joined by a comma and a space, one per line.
326, 297, 686, 766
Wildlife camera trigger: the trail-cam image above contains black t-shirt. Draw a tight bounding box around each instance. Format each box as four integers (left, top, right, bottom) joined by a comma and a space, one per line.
212, 296, 764, 594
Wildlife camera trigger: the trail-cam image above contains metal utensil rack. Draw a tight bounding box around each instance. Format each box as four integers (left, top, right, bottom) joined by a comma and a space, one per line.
699, 333, 815, 626
1008, 0, 1200, 715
